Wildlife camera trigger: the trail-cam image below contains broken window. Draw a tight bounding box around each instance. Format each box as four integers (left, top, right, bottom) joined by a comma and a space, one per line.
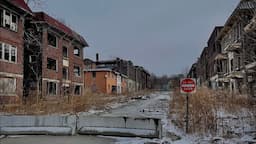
0, 78, 16, 94
4, 44, 9, 61
0, 43, 16, 62
47, 81, 57, 96
63, 67, 68, 80
10, 14, 17, 31
74, 85, 81, 95
74, 46, 81, 57
63, 46, 68, 58
47, 58, 57, 71
48, 33, 58, 48
74, 66, 81, 77
4, 10, 10, 29
0, 9, 18, 32
63, 86, 70, 96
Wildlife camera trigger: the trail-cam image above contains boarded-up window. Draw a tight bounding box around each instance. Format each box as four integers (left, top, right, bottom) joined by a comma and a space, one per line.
0, 78, 16, 94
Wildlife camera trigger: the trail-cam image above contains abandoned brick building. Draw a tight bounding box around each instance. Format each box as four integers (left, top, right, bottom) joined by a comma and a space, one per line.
188, 0, 256, 97
23, 12, 88, 101
0, 0, 89, 104
84, 55, 151, 93
0, 0, 32, 104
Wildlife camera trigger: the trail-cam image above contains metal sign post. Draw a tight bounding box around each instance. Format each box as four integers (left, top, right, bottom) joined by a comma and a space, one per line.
180, 78, 196, 133
186, 93, 189, 133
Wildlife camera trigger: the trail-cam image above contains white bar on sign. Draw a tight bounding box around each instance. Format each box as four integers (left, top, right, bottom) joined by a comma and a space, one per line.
181, 84, 195, 87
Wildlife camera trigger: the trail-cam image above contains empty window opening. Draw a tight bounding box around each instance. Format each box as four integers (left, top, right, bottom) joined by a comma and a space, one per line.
63, 46, 68, 58
74, 85, 81, 95
92, 71, 96, 78
63, 67, 68, 80
47, 81, 57, 96
47, 58, 57, 71
63, 86, 70, 96
48, 33, 58, 47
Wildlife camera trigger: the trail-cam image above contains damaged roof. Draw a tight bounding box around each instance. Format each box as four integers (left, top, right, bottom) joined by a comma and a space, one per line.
34, 12, 89, 47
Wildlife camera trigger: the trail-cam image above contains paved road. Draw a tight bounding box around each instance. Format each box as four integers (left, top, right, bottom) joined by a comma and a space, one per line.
101, 91, 170, 119
0, 135, 116, 144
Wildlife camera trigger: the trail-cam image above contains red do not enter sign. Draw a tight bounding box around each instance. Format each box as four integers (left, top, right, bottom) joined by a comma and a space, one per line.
180, 78, 196, 94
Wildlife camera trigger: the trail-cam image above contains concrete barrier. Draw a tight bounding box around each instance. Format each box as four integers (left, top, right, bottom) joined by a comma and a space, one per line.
0, 115, 76, 135
77, 116, 162, 138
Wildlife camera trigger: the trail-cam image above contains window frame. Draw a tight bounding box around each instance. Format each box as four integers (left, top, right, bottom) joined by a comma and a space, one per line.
73, 46, 81, 57
62, 46, 68, 59
62, 67, 69, 80
0, 42, 17, 63
74, 85, 81, 95
1, 9, 18, 32
47, 32, 58, 48
47, 57, 58, 71
46, 81, 57, 96
0, 77, 16, 95
74, 65, 81, 77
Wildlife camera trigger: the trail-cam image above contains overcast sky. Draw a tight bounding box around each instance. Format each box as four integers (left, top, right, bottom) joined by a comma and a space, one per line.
31, 0, 239, 76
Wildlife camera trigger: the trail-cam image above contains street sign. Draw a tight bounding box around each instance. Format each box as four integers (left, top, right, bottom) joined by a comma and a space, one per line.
180, 78, 196, 94
180, 78, 196, 133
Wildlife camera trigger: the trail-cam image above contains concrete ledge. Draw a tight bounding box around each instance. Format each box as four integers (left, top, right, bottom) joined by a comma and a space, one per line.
77, 115, 162, 138
0, 115, 76, 135
1, 127, 72, 135
79, 127, 157, 138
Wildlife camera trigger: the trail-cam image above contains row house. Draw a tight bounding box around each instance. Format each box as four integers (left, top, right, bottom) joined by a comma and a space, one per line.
196, 47, 209, 87
24, 12, 88, 100
0, 0, 32, 104
217, 0, 254, 94
188, 0, 256, 97
84, 68, 127, 94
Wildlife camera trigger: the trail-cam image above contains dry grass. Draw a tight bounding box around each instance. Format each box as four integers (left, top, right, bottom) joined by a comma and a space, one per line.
170, 87, 256, 135
0, 90, 151, 115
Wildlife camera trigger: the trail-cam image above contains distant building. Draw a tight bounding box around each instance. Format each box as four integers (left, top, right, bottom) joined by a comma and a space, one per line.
84, 68, 127, 94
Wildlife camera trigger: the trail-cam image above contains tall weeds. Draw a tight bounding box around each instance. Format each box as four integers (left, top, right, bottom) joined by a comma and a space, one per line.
170, 87, 255, 135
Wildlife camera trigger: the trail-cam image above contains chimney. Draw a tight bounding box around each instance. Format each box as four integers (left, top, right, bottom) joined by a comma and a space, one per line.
96, 53, 99, 62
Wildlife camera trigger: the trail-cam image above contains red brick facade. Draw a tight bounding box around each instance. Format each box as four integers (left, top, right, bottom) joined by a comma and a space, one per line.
0, 1, 28, 104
